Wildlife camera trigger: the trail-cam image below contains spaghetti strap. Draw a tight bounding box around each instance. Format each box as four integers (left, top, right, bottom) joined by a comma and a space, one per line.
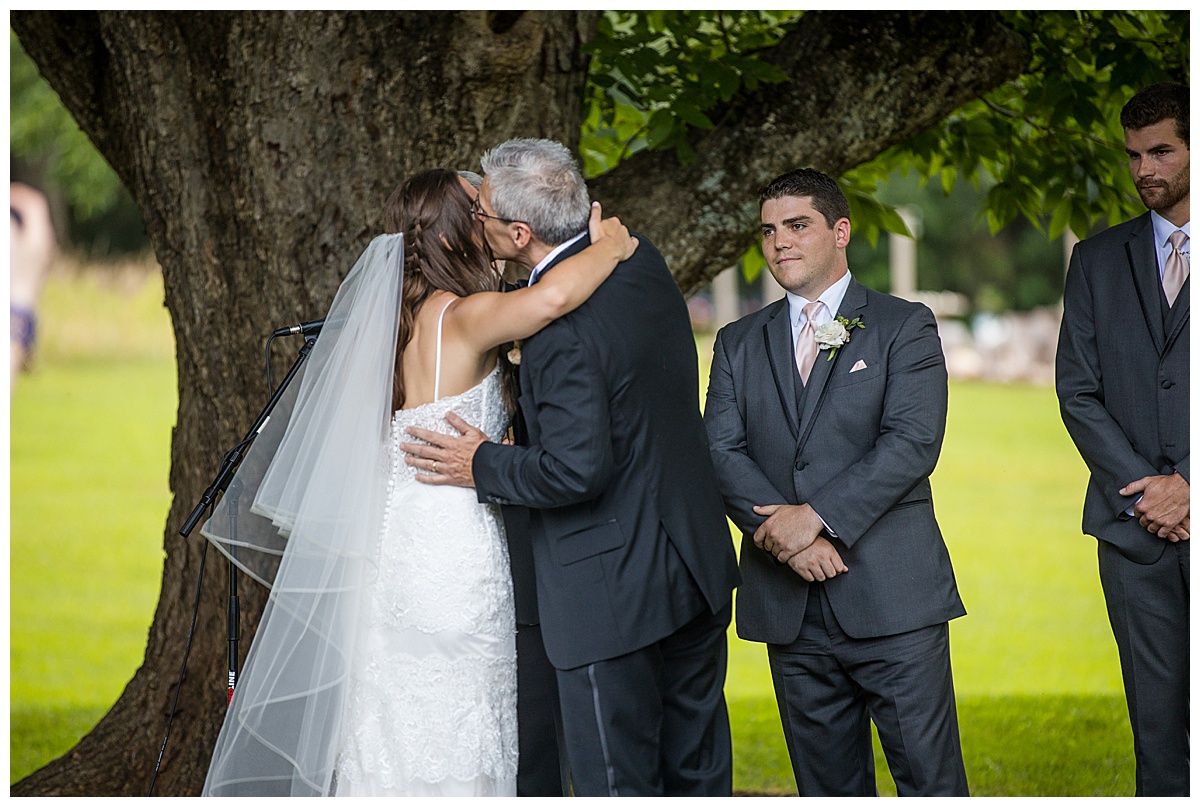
434, 298, 455, 401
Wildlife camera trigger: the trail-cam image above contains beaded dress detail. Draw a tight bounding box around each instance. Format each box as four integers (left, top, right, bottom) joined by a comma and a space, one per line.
334, 301, 516, 797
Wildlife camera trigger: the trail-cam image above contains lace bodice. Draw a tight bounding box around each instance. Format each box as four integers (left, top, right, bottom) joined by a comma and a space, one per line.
389, 364, 509, 486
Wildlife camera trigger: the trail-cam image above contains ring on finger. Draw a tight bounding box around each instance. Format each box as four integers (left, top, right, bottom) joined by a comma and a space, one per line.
432, 460, 439, 473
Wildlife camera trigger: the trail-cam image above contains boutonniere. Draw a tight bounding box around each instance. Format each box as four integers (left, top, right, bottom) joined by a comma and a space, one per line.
815, 315, 865, 361
506, 340, 522, 366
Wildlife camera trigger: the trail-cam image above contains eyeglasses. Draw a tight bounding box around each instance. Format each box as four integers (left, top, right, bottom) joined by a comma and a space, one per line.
471, 197, 524, 225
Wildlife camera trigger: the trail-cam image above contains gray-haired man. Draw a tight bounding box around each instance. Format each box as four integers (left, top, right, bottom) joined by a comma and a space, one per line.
414, 139, 740, 795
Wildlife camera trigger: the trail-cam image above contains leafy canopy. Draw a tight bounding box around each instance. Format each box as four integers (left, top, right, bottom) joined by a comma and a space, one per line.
583, 9, 1189, 259
859, 11, 1190, 242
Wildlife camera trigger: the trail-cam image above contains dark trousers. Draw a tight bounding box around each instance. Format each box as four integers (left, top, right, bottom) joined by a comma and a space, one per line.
554, 603, 733, 796
1098, 539, 1190, 796
516, 622, 568, 796
767, 585, 969, 796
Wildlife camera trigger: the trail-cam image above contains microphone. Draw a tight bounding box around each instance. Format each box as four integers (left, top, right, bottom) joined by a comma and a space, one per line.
271, 318, 325, 338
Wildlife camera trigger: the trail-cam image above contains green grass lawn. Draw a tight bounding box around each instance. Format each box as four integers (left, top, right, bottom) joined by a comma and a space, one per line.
10, 275, 1134, 794
10, 265, 176, 784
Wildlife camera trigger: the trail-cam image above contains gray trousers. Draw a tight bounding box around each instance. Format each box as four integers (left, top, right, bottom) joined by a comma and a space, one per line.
1098, 538, 1189, 796
767, 584, 969, 796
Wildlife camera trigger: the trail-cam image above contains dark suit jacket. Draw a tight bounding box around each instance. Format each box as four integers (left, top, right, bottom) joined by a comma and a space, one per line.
498, 279, 541, 628
705, 279, 965, 644
1056, 212, 1190, 564
473, 235, 740, 670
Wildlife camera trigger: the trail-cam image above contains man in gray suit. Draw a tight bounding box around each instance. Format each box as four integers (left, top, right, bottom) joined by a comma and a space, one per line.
1056, 81, 1189, 796
705, 168, 969, 796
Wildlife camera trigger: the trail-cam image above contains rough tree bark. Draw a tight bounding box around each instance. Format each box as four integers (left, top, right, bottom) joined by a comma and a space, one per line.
10, 10, 1028, 796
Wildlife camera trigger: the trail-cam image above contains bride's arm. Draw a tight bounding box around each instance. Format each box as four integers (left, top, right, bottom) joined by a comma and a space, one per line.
445, 202, 637, 350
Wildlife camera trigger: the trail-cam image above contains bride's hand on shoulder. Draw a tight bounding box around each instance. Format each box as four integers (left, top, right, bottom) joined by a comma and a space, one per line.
588, 201, 638, 262
448, 201, 635, 350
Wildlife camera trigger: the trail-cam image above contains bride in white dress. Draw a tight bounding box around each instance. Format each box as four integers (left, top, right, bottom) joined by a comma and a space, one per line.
200, 168, 634, 796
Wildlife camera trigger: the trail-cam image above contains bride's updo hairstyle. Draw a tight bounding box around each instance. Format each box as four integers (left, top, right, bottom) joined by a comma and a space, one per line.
383, 168, 513, 411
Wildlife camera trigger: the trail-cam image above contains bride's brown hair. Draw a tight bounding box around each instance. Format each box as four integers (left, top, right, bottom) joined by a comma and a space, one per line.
383, 169, 516, 412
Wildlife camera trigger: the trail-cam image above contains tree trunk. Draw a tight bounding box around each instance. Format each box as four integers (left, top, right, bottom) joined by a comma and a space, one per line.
10, 10, 1027, 795
10, 10, 596, 796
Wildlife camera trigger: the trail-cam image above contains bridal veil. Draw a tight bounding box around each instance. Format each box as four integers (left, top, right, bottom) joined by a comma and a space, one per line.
201, 234, 404, 795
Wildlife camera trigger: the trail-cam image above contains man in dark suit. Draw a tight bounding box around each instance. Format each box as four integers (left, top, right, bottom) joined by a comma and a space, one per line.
1056, 82, 1189, 796
704, 168, 969, 796
406, 138, 740, 796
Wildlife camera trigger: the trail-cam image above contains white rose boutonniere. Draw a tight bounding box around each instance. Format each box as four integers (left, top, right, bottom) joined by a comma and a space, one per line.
506, 340, 522, 366
816, 315, 865, 361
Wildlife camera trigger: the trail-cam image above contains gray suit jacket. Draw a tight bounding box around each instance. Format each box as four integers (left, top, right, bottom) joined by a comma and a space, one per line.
705, 278, 965, 644
1056, 212, 1190, 564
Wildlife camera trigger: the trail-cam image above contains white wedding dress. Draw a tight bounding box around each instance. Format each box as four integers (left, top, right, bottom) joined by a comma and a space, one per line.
333, 311, 518, 796
202, 239, 519, 797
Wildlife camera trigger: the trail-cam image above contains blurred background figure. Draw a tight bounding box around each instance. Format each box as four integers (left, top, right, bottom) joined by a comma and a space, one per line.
11, 182, 58, 390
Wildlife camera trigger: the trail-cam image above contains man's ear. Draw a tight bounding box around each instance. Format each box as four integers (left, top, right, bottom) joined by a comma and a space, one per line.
834, 217, 851, 249
511, 222, 533, 252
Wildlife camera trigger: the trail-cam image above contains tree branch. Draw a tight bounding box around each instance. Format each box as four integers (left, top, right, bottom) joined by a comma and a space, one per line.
589, 11, 1031, 294
980, 96, 1111, 147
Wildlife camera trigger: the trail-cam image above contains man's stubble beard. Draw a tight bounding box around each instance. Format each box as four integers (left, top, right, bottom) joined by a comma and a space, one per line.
1137, 164, 1190, 213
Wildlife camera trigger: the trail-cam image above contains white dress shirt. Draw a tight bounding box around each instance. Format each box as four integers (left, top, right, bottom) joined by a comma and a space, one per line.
785, 270, 853, 347
527, 231, 588, 285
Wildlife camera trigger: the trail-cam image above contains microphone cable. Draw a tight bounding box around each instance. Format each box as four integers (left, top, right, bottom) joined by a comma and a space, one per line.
147, 535, 209, 796
265, 333, 279, 397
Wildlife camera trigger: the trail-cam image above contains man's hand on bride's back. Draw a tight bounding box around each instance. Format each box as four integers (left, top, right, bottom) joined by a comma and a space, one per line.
401, 412, 486, 488
589, 200, 638, 262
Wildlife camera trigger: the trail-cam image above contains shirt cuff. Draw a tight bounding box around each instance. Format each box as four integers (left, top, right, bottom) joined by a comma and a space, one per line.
1122, 493, 1144, 519
813, 508, 837, 538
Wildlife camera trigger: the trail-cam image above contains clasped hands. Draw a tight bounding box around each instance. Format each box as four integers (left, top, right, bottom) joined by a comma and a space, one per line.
753, 503, 848, 582
1120, 472, 1190, 542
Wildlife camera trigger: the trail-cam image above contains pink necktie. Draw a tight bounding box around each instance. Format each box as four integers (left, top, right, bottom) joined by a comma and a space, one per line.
795, 301, 824, 386
1164, 230, 1189, 307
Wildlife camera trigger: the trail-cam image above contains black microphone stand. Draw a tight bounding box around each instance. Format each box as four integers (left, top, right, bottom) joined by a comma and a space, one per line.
178, 333, 319, 695
223, 476, 242, 704
150, 332, 319, 796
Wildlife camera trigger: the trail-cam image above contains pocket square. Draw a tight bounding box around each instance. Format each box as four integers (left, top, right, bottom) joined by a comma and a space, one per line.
849, 359, 867, 373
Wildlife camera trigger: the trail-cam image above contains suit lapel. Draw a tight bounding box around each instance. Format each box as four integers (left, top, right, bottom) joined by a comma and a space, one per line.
796, 279, 866, 450
1126, 214, 1166, 355
762, 299, 799, 439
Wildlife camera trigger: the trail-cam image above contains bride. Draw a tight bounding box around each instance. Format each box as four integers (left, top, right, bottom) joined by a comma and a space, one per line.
200, 168, 636, 796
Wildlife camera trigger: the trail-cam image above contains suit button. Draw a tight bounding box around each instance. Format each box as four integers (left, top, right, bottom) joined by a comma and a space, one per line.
794, 460, 806, 471
1162, 380, 1174, 389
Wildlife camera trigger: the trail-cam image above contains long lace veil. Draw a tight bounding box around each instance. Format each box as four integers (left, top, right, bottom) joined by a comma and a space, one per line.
200, 233, 404, 796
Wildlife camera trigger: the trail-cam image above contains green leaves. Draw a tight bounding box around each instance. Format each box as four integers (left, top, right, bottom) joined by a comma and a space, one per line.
841, 177, 912, 249
10, 30, 123, 221
586, 11, 1187, 249
581, 11, 800, 177
865, 11, 1188, 241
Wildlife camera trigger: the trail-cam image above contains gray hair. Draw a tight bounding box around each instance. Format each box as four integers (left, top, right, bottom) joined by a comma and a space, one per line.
457, 170, 483, 190
480, 138, 590, 246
